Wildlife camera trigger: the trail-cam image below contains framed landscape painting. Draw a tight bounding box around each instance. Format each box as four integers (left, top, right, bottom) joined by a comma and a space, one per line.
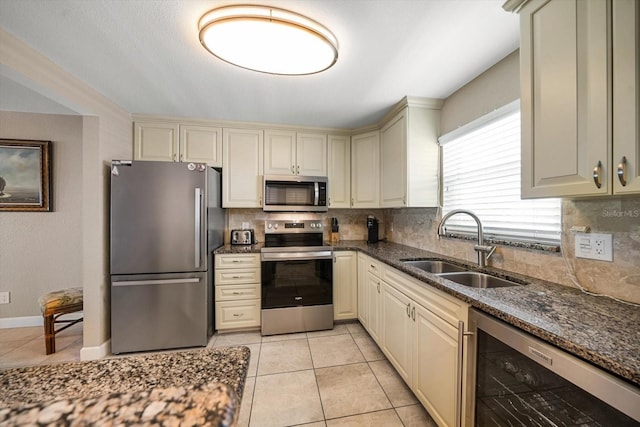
0, 139, 52, 212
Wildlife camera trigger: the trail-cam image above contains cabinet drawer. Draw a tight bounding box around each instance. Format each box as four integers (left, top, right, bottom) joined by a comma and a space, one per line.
215, 268, 260, 285
382, 264, 467, 327
216, 299, 260, 329
215, 283, 261, 301
215, 254, 261, 269
366, 258, 381, 276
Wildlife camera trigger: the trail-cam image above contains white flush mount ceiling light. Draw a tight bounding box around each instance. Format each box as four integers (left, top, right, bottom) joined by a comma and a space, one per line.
198, 5, 338, 75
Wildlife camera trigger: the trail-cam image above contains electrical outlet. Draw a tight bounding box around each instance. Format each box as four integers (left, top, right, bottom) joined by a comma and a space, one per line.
574, 232, 613, 262
0, 291, 10, 304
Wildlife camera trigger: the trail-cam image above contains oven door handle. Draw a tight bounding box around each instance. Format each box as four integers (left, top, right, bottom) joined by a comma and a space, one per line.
261, 250, 333, 261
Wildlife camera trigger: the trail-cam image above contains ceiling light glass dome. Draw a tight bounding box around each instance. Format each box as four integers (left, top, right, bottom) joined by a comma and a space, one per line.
198, 5, 339, 75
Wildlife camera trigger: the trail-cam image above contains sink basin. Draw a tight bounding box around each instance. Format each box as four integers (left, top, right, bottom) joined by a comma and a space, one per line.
437, 272, 524, 288
401, 259, 468, 274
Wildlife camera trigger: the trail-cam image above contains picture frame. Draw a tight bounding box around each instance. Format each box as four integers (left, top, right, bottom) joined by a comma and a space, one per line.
0, 139, 52, 212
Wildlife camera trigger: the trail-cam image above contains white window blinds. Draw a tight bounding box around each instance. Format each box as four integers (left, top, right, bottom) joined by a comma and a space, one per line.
440, 102, 561, 244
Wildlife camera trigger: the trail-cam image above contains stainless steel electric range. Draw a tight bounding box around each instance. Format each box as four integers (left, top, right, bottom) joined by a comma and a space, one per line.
260, 219, 334, 335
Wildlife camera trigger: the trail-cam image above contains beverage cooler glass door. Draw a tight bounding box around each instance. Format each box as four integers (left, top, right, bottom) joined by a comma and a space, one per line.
470, 309, 640, 426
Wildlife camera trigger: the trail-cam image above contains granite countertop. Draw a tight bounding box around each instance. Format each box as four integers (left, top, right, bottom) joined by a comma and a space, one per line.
0, 346, 250, 426
328, 241, 640, 387
214, 243, 263, 254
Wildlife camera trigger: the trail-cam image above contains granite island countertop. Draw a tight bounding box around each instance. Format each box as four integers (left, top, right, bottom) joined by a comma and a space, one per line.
0, 346, 250, 426
327, 241, 640, 387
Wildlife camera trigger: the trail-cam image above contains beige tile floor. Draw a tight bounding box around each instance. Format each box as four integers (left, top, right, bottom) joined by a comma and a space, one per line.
0, 321, 437, 426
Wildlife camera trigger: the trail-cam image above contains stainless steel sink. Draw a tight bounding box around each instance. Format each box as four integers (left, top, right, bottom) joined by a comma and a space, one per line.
401, 259, 468, 274
437, 272, 524, 288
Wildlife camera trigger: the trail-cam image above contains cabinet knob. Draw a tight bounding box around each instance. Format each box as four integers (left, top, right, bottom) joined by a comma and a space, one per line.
592, 161, 603, 189
291, 165, 295, 174
617, 156, 628, 187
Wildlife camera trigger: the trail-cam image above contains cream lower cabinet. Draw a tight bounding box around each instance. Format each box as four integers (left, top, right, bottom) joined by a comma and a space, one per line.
357, 253, 382, 342
380, 263, 469, 427
333, 251, 358, 321
381, 282, 413, 384
214, 253, 261, 330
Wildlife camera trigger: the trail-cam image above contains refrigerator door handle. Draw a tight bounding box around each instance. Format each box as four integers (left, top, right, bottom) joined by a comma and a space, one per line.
195, 187, 202, 269
112, 278, 201, 287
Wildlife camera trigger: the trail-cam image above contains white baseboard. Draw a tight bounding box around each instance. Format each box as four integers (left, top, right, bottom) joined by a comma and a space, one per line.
80, 339, 111, 361
0, 316, 43, 328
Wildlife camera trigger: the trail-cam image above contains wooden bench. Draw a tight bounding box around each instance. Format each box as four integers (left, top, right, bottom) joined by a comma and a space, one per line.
37, 287, 83, 354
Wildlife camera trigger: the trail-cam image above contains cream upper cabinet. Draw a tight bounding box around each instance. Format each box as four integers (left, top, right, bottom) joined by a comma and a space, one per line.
222, 128, 264, 208
328, 134, 351, 208
180, 125, 222, 167
380, 99, 441, 207
134, 122, 222, 166
134, 122, 179, 162
612, 0, 640, 194
297, 133, 328, 176
516, 0, 640, 197
264, 130, 296, 175
351, 130, 380, 208
264, 130, 327, 176
333, 251, 358, 321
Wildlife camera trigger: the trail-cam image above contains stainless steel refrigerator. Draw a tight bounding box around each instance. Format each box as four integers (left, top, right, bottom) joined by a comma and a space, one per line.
109, 160, 224, 354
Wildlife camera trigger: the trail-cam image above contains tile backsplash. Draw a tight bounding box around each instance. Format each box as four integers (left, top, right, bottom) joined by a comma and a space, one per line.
227, 196, 640, 304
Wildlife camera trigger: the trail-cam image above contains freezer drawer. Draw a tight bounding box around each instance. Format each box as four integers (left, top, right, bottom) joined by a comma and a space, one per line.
111, 272, 208, 354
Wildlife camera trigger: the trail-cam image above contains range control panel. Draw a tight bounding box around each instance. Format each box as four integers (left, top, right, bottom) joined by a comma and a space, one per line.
264, 219, 324, 234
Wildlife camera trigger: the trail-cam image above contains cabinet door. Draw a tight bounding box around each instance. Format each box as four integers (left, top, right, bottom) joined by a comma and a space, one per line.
133, 122, 179, 162
297, 133, 328, 176
333, 251, 357, 321
381, 282, 413, 386
366, 271, 382, 342
381, 110, 407, 207
264, 130, 296, 175
222, 128, 264, 208
613, 0, 640, 194
413, 303, 458, 427
351, 131, 380, 208
520, 0, 610, 197
328, 135, 351, 208
357, 253, 369, 326
180, 125, 222, 166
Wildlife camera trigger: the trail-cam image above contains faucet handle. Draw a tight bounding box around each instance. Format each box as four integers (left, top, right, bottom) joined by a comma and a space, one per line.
474, 244, 496, 259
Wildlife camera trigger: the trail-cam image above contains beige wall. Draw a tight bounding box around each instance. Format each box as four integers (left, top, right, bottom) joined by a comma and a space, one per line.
0, 112, 84, 317
440, 49, 520, 136
1, 28, 132, 358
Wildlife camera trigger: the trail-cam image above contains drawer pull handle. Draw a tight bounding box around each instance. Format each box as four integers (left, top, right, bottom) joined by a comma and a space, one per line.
233, 313, 244, 317
232, 276, 241, 279
232, 291, 242, 295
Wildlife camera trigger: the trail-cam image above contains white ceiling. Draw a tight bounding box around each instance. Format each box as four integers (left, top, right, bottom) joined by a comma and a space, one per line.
0, 0, 519, 129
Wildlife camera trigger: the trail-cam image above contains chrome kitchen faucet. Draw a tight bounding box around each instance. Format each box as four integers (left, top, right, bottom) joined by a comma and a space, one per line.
437, 209, 496, 267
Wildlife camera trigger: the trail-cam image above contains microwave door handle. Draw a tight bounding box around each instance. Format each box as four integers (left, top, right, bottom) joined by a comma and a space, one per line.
314, 182, 319, 206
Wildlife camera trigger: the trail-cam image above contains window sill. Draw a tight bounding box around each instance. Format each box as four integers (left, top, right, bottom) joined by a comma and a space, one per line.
442, 232, 560, 253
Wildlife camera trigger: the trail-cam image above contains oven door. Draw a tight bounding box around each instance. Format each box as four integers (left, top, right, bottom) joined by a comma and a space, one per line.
467, 309, 640, 426
261, 249, 333, 310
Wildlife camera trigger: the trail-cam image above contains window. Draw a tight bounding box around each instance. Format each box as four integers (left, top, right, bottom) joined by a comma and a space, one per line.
439, 101, 561, 245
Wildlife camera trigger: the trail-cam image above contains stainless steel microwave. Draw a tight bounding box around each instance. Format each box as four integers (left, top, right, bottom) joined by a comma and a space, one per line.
263, 175, 328, 212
